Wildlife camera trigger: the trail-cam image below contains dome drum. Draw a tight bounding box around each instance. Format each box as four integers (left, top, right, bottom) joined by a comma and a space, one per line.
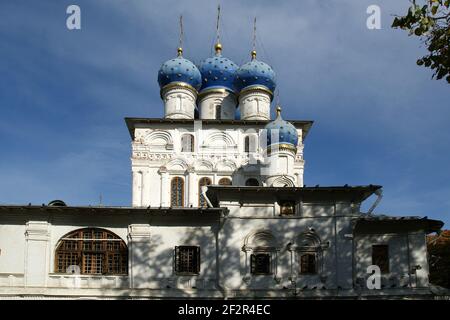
158, 49, 202, 119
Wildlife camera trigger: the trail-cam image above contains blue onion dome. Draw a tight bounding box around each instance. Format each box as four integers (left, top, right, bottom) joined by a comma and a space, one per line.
234, 50, 276, 98
263, 106, 298, 152
198, 43, 238, 94
157, 47, 202, 96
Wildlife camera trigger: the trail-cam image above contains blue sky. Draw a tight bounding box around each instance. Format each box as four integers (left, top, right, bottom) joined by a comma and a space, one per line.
0, 0, 449, 227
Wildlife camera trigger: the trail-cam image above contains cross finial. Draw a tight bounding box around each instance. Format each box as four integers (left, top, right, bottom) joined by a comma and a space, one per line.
178, 15, 184, 56
215, 4, 222, 53
251, 17, 257, 59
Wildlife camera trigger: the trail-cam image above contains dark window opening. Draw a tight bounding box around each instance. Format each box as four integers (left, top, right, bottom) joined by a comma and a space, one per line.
280, 201, 296, 216
250, 253, 272, 275
215, 105, 222, 120
244, 135, 257, 153
175, 246, 200, 274
300, 253, 317, 274
245, 178, 259, 186
372, 245, 389, 274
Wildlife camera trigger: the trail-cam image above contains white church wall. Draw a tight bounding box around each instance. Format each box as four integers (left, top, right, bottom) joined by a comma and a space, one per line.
0, 223, 26, 274
354, 233, 412, 288
407, 231, 429, 288
334, 216, 355, 289
302, 204, 335, 217
131, 122, 305, 208
218, 216, 340, 291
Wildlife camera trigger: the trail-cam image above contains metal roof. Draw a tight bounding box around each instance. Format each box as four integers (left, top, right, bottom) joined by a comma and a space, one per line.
206, 185, 382, 207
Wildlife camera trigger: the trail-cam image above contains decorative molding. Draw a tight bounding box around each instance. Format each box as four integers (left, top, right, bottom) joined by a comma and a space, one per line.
25, 221, 50, 241
202, 132, 237, 150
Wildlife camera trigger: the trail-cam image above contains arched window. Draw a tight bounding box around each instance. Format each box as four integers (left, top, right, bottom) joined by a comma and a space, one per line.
198, 177, 212, 207
243, 230, 279, 280
171, 177, 184, 207
215, 105, 222, 120
218, 178, 232, 186
293, 230, 329, 276
181, 134, 194, 152
244, 136, 250, 153
55, 228, 128, 275
245, 178, 260, 186
244, 135, 257, 153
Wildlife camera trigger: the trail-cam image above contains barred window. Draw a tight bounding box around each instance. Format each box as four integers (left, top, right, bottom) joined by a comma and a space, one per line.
171, 177, 184, 207
372, 245, 389, 274
250, 253, 272, 275
181, 134, 194, 152
218, 178, 232, 186
174, 246, 200, 274
300, 253, 317, 274
198, 177, 212, 207
280, 201, 295, 216
55, 228, 128, 275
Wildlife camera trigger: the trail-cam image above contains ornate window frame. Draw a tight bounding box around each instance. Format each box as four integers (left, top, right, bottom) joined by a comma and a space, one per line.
288, 228, 329, 282
242, 230, 280, 284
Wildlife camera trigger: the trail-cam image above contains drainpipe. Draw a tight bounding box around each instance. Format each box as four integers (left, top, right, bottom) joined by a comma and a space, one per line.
367, 189, 383, 215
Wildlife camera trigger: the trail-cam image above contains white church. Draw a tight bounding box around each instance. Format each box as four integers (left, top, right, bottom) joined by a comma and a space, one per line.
0, 17, 444, 299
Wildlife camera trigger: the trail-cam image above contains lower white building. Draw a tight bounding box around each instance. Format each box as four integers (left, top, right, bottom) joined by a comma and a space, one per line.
0, 185, 443, 299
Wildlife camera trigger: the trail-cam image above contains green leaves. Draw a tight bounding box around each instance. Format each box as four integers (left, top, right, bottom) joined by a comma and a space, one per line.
392, 0, 450, 84
431, 5, 439, 15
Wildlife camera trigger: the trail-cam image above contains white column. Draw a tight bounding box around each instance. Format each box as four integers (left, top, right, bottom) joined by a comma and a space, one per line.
128, 224, 151, 289
141, 170, 150, 206
25, 221, 50, 287
188, 167, 197, 207
159, 167, 169, 207
132, 171, 143, 207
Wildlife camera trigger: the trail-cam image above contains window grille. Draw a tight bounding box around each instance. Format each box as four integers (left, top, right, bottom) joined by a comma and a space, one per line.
170, 177, 184, 207
55, 228, 128, 275
174, 246, 200, 274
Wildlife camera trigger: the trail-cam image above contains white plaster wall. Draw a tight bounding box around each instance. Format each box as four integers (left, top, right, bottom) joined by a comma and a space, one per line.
354, 233, 411, 287
408, 231, 429, 287
0, 224, 26, 274
218, 216, 338, 290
